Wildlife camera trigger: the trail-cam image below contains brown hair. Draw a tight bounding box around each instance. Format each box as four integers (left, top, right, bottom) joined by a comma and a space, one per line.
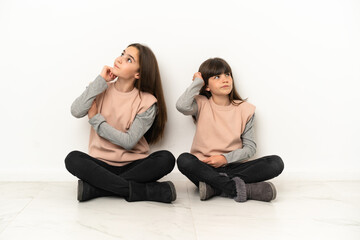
128, 43, 167, 144
198, 57, 246, 105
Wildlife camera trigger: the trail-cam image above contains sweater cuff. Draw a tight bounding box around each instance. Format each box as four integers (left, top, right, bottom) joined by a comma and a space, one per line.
221, 153, 232, 164
193, 77, 205, 87
93, 75, 108, 90
88, 113, 106, 132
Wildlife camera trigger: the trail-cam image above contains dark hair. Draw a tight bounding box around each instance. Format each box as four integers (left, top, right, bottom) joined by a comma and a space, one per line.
128, 43, 167, 144
198, 57, 246, 105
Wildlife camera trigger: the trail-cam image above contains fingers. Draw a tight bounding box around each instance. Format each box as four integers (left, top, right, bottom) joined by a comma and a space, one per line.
201, 158, 216, 167
109, 68, 116, 80
201, 156, 224, 168
201, 158, 210, 163
101, 65, 110, 74
107, 66, 114, 73
100, 66, 109, 80
101, 66, 116, 81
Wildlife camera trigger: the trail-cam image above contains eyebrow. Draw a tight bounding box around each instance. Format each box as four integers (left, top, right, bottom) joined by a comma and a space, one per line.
123, 50, 136, 62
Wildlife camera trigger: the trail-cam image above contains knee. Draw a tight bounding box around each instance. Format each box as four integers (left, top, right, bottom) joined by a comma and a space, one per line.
270, 155, 284, 176
177, 153, 197, 173
152, 150, 175, 173
162, 150, 176, 172
64, 150, 83, 174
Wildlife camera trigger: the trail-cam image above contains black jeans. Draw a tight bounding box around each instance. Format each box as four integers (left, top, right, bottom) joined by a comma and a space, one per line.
177, 153, 284, 196
65, 150, 175, 197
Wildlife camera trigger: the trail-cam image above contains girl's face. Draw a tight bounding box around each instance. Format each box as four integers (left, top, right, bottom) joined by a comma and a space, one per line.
206, 73, 233, 97
112, 46, 140, 80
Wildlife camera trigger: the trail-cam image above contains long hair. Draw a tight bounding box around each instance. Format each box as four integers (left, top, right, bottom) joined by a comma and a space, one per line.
128, 43, 167, 144
198, 58, 246, 105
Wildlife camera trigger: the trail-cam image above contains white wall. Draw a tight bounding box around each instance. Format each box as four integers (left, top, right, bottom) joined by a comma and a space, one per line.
0, 0, 359, 181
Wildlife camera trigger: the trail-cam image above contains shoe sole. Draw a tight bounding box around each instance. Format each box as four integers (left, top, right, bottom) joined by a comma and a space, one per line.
199, 182, 207, 201
77, 180, 84, 202
267, 182, 277, 200
165, 181, 177, 202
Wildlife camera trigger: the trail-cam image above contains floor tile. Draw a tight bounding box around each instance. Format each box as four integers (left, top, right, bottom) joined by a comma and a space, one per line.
0, 182, 46, 233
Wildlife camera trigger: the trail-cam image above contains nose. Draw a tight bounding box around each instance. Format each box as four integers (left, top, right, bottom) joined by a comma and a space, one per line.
222, 75, 229, 83
116, 56, 123, 64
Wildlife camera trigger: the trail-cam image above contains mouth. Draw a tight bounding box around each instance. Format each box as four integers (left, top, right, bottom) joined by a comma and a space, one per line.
221, 85, 230, 88
114, 64, 120, 69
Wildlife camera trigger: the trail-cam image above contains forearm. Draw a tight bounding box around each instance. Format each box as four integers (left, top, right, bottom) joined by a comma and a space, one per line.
71, 75, 108, 118
176, 78, 203, 116
89, 104, 157, 150
222, 145, 256, 164
90, 114, 142, 150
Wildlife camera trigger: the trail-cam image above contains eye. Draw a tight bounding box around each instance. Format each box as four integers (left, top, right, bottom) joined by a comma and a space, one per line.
214, 75, 220, 79
225, 73, 230, 76
127, 58, 132, 63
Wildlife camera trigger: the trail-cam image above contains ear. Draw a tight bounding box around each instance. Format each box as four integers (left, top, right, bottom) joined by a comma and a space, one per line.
205, 86, 210, 91
134, 72, 140, 80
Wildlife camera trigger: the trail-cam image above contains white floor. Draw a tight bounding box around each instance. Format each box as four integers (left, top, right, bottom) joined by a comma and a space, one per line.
1, 178, 359, 240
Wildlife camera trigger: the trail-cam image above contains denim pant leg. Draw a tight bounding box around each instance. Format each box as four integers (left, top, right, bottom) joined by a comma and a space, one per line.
177, 153, 236, 196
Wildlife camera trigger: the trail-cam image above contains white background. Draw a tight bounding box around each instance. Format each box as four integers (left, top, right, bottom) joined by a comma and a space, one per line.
0, 0, 359, 180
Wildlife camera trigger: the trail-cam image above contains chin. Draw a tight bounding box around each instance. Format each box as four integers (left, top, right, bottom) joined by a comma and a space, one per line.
220, 89, 232, 94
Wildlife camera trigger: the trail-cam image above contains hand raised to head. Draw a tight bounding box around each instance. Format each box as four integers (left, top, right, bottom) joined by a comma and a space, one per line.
100, 66, 117, 82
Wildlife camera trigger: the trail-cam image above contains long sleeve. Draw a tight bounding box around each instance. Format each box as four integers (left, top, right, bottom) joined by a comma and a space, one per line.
176, 77, 204, 118
222, 114, 257, 164
88, 103, 157, 150
71, 75, 108, 118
